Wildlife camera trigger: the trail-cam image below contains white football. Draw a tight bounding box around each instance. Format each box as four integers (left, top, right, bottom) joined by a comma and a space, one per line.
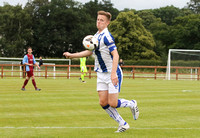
82, 35, 98, 50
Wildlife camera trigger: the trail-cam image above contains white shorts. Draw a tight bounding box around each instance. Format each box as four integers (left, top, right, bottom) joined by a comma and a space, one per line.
97, 68, 123, 93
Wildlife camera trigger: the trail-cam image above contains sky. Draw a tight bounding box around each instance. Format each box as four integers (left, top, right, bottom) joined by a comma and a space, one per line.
0, 0, 190, 10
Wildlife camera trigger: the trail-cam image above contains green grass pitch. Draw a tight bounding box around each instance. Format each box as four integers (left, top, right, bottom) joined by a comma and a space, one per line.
0, 77, 200, 137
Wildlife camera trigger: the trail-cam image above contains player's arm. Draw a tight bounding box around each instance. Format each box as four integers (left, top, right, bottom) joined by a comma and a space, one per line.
34, 62, 40, 69
104, 35, 119, 86
63, 50, 92, 59
24, 63, 33, 66
33, 56, 40, 69
111, 49, 119, 86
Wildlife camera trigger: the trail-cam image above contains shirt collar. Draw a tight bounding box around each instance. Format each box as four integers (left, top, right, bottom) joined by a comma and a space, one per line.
97, 28, 108, 35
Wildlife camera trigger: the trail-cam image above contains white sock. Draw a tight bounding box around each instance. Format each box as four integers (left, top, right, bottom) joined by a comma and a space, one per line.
103, 105, 126, 126
117, 99, 135, 108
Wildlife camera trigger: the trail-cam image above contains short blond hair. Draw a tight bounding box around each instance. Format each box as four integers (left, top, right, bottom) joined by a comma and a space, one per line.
97, 11, 112, 21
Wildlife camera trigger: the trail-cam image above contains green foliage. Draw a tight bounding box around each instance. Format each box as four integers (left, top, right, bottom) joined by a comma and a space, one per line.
123, 59, 165, 66
187, 0, 200, 14
109, 11, 159, 60
137, 10, 169, 58
0, 0, 119, 58
0, 1, 199, 62
136, 7, 197, 60
83, 0, 119, 21
169, 14, 200, 49
27, 0, 96, 57
0, 5, 33, 57
171, 60, 200, 67
137, 10, 161, 30
151, 6, 192, 25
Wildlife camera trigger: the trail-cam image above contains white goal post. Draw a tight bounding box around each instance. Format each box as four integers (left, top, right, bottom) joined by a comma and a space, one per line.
166, 49, 200, 80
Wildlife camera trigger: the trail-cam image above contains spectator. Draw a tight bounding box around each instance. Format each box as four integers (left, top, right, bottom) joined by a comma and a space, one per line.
39, 56, 43, 67
119, 59, 124, 67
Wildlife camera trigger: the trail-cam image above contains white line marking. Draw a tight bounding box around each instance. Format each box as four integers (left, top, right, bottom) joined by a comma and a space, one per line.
182, 90, 193, 92
0, 127, 199, 130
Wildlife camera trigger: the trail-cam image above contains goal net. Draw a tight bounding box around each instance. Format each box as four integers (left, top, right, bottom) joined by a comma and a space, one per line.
166, 49, 200, 80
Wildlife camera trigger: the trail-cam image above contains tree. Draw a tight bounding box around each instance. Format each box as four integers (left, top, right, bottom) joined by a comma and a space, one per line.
137, 8, 194, 59
137, 10, 161, 30
0, 5, 33, 57
152, 6, 188, 25
187, 0, 200, 14
137, 10, 170, 58
0, 0, 119, 58
83, 0, 119, 21
25, 0, 95, 57
109, 11, 159, 60
169, 14, 200, 50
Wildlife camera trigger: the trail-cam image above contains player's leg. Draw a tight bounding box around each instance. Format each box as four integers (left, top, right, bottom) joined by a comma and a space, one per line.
117, 99, 135, 108
82, 72, 87, 82
31, 75, 36, 89
114, 67, 135, 108
108, 93, 118, 107
83, 66, 87, 78
83, 72, 87, 78
80, 67, 86, 83
31, 74, 41, 91
98, 90, 108, 107
98, 90, 128, 132
97, 72, 128, 132
99, 91, 126, 125
116, 98, 139, 120
107, 92, 129, 132
21, 72, 31, 90
81, 66, 87, 83
114, 68, 139, 120
81, 72, 85, 82
21, 77, 30, 90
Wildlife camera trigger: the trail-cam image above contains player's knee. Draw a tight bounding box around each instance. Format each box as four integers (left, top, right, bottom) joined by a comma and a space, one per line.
109, 102, 117, 108
108, 101, 118, 108
99, 100, 108, 107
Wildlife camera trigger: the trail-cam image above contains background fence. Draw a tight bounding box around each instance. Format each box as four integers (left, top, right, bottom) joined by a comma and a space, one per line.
1, 64, 200, 80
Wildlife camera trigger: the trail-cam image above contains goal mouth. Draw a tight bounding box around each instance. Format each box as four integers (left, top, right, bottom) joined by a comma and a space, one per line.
166, 49, 200, 80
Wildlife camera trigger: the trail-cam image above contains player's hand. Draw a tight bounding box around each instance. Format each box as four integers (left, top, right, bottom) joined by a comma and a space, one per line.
63, 52, 72, 58
29, 64, 33, 66
38, 66, 40, 69
111, 72, 118, 86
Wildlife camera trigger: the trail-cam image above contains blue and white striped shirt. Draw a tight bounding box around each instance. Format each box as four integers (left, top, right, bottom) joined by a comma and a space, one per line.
94, 28, 117, 73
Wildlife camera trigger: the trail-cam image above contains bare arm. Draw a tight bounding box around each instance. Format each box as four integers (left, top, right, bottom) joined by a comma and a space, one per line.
111, 49, 119, 86
24, 62, 33, 66
34, 62, 40, 69
23, 56, 32, 66
63, 50, 93, 58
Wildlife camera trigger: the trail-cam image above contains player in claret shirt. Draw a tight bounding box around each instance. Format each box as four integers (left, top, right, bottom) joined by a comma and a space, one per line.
21, 47, 41, 91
